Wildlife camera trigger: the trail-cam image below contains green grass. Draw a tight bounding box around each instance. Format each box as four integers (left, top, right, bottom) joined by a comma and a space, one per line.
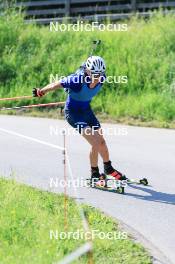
0, 10, 175, 126
0, 177, 152, 264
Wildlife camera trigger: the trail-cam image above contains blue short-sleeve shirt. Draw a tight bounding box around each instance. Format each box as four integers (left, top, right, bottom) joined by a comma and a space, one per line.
60, 70, 105, 111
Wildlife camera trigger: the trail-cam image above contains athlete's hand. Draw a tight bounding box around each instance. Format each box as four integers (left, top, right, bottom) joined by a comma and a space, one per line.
32, 88, 45, 97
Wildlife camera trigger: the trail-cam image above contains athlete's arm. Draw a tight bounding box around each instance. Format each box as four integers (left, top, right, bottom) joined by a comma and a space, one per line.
41, 81, 62, 94
33, 73, 82, 97
33, 81, 63, 97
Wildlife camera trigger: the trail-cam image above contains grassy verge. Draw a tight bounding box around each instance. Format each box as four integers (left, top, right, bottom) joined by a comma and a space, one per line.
0, 178, 152, 264
0, 10, 175, 126
1, 108, 175, 129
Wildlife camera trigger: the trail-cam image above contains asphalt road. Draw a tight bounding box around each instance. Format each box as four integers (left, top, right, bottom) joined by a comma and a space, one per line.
0, 115, 175, 264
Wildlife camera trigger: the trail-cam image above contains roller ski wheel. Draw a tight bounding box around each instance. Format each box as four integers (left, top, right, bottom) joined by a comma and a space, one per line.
86, 174, 107, 187
87, 174, 125, 194
117, 186, 125, 194
139, 178, 148, 186
99, 173, 107, 180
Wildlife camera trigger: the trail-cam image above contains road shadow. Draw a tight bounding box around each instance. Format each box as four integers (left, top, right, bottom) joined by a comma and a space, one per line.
91, 186, 121, 194
126, 184, 175, 205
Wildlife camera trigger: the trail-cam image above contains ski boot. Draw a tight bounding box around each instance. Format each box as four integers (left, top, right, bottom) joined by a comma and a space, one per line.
104, 161, 127, 181
90, 167, 106, 187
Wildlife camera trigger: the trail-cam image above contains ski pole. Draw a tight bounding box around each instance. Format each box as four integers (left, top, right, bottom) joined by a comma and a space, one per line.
62, 129, 68, 231
0, 95, 33, 102
90, 40, 101, 56
79, 39, 102, 71
0, 102, 65, 111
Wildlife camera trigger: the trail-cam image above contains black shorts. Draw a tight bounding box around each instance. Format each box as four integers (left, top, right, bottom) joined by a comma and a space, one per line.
65, 108, 101, 133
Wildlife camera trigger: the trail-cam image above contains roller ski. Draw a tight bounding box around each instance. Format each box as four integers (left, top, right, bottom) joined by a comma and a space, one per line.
126, 178, 149, 186
86, 161, 149, 194
86, 161, 127, 194
103, 160, 149, 186
86, 174, 126, 194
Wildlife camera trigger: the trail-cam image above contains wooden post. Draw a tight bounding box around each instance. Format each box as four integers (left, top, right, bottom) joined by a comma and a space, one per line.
131, 0, 136, 12
65, 0, 71, 17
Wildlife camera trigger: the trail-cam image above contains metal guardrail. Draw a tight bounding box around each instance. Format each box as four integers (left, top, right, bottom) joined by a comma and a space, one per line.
1, 0, 175, 23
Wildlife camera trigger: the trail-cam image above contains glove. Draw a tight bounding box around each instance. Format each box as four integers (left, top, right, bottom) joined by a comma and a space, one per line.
32, 88, 45, 97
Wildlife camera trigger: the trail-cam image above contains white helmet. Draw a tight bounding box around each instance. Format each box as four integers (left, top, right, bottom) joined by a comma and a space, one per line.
86, 56, 106, 74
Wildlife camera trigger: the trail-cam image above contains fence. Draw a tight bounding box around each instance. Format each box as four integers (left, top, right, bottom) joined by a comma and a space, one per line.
1, 0, 175, 23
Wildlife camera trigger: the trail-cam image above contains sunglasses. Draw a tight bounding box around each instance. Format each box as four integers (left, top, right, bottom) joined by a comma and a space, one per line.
91, 73, 101, 78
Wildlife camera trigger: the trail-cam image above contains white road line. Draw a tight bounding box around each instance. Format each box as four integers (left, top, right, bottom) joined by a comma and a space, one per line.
0, 126, 93, 263
0, 127, 64, 151
0, 128, 88, 230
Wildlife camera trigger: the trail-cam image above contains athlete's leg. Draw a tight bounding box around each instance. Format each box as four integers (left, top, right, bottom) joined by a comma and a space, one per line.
90, 146, 100, 178
84, 109, 109, 162
65, 110, 126, 180
90, 146, 98, 167
82, 127, 110, 178
82, 128, 109, 162
82, 127, 127, 180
